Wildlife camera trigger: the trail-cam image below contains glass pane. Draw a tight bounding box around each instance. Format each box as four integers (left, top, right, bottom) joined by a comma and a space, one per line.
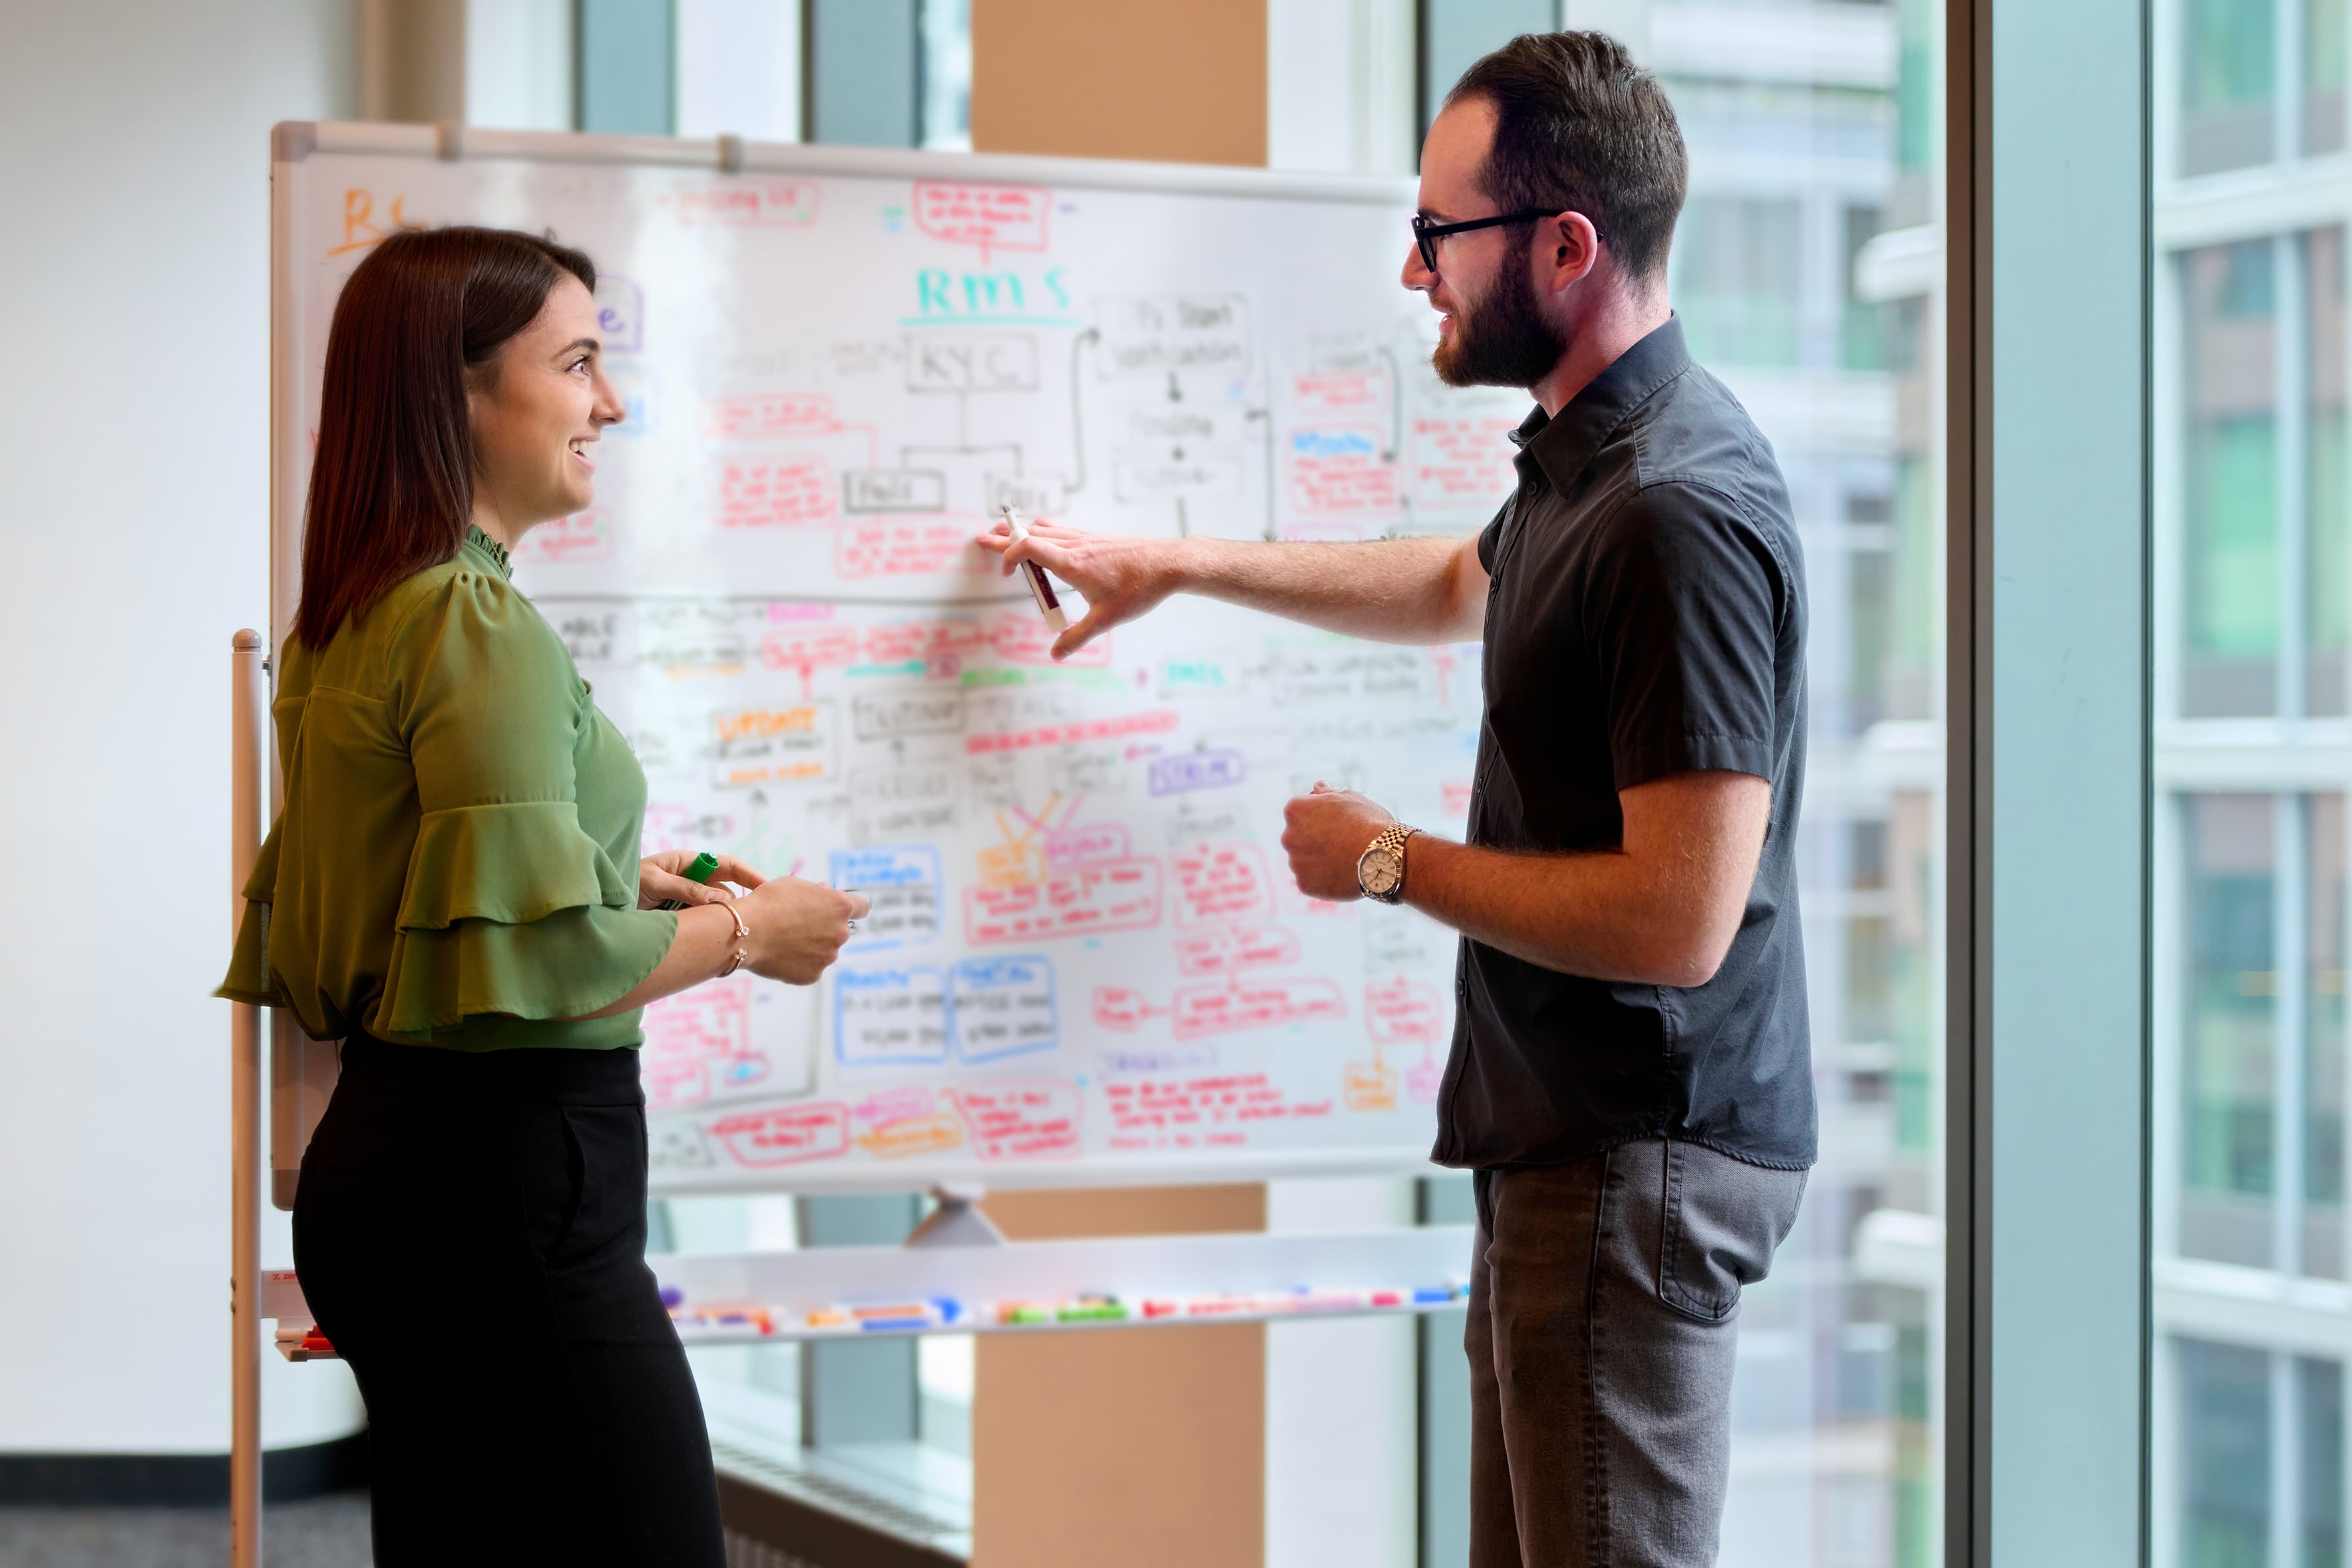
2311, 228, 2348, 717
2160, 3, 2349, 1558
2182, 1339, 2274, 1568
2184, 794, 2279, 1271
2184, 0, 2279, 174
919, 0, 972, 151
1672, 193, 1805, 368
2311, 796, 2347, 1280
2310, 0, 2349, 155
2182, 241, 2283, 719
2306, 1358, 2346, 1568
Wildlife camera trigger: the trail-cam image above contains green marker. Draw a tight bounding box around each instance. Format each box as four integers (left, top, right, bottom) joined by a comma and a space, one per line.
1056, 1297, 1129, 1323
659, 851, 722, 911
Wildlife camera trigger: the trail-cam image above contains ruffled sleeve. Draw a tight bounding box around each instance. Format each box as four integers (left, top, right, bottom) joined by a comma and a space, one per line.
213, 822, 286, 1009
370, 569, 676, 1042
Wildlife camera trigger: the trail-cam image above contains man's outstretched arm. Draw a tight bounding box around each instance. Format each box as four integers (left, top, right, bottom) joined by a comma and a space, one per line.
1283, 772, 1773, 987
976, 520, 1489, 660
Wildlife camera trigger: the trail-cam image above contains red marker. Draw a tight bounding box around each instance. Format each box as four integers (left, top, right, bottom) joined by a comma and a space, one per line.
1000, 506, 1070, 635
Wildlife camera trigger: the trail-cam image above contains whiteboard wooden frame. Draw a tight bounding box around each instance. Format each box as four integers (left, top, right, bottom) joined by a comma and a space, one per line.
267, 121, 1451, 1194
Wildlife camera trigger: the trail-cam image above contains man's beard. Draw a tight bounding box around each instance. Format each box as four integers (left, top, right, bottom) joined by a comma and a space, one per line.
1432, 255, 1568, 390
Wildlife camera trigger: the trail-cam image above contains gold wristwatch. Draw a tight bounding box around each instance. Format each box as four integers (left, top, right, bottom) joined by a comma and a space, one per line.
1356, 822, 1417, 905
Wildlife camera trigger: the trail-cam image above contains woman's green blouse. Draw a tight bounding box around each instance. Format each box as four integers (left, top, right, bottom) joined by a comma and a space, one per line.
216, 528, 677, 1052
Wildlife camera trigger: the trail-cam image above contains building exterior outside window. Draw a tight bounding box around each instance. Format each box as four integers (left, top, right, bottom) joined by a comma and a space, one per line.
2156, 0, 2352, 1560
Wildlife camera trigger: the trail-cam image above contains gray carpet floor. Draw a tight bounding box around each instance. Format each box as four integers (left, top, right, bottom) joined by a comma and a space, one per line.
0, 1494, 372, 1567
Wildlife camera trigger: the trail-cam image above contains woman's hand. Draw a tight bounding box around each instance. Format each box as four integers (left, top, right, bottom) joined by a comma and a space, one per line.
974, 517, 1182, 661
638, 850, 765, 911
732, 879, 871, 985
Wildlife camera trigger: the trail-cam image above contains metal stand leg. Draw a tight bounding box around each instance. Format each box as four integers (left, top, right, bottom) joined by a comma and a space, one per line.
230, 629, 266, 1568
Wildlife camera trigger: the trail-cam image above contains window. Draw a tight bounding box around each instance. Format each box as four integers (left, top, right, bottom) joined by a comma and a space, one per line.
2158, 0, 2352, 1552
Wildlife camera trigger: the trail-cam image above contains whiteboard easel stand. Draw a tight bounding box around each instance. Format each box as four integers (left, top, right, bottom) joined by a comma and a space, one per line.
229, 629, 266, 1568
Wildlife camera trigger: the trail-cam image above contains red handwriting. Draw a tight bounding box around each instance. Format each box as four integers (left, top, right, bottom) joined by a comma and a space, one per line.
707, 1102, 850, 1166
1172, 923, 1301, 977
913, 181, 1050, 263
965, 859, 1163, 945
758, 623, 861, 671
986, 608, 1110, 667
1173, 842, 1272, 925
835, 519, 972, 577
1364, 976, 1445, 1046
716, 456, 837, 527
512, 509, 614, 566
950, 1079, 1082, 1159
865, 617, 986, 664
1173, 976, 1347, 1040
1288, 428, 1399, 516
1292, 369, 1386, 416
1091, 985, 1167, 1030
1046, 821, 1130, 874
641, 979, 758, 1112
703, 392, 835, 439
964, 710, 1180, 754
1410, 416, 1519, 504
1105, 1072, 1335, 1149
667, 179, 819, 226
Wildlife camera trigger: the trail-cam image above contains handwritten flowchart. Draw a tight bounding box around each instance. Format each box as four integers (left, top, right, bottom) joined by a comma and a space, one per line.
283, 142, 1523, 1189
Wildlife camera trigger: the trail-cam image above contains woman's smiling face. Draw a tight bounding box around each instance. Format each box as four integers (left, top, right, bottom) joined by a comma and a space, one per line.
467, 275, 623, 540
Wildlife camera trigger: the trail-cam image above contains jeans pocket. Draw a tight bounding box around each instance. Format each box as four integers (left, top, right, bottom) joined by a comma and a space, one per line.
1656, 1142, 1801, 1323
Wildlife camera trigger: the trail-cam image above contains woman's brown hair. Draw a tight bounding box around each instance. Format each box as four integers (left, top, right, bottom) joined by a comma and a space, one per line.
293, 226, 596, 649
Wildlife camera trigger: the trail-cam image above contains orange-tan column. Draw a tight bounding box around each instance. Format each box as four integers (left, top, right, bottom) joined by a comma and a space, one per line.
967, 6, 1271, 1564
972, 1186, 1268, 1568
972, 0, 1268, 166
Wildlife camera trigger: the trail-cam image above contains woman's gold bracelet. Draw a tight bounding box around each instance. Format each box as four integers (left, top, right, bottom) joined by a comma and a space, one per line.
716, 899, 750, 977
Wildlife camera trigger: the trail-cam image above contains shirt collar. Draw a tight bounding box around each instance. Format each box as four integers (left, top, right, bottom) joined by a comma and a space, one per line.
1511, 314, 1694, 494
463, 524, 514, 580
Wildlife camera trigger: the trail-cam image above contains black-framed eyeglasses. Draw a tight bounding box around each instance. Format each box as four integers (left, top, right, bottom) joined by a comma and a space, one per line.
1411, 210, 1604, 273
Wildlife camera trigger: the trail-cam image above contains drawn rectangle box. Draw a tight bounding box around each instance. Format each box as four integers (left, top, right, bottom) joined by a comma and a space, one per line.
1094, 295, 1251, 377
831, 845, 942, 952
947, 955, 1058, 1062
905, 333, 1040, 393
851, 692, 966, 742
843, 468, 948, 513
1149, 748, 1246, 796
1113, 446, 1245, 501
835, 965, 949, 1066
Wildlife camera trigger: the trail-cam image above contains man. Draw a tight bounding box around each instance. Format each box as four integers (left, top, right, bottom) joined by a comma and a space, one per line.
980, 31, 1810, 1567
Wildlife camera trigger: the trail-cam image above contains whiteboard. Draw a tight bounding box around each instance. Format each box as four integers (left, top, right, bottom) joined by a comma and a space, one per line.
272, 123, 1524, 1193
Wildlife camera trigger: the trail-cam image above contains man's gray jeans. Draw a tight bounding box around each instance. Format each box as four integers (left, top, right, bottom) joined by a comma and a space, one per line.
1467, 1138, 1807, 1567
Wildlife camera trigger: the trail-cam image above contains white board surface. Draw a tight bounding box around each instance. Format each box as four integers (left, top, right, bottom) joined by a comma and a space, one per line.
272, 124, 1521, 1192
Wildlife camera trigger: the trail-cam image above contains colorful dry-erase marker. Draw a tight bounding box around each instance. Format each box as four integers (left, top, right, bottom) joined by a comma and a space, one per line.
658, 850, 722, 911
1056, 1295, 1128, 1322
999, 506, 1070, 634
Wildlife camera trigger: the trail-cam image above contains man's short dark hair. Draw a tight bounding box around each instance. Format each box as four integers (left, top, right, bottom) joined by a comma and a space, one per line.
1445, 31, 1688, 283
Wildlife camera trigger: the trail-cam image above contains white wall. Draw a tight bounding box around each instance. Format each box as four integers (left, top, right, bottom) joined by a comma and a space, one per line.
1265, 1177, 1421, 1568
0, 0, 365, 1452
1268, 0, 1420, 176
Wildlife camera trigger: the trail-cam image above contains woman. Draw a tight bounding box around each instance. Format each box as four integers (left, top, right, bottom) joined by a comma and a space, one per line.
218, 226, 863, 1565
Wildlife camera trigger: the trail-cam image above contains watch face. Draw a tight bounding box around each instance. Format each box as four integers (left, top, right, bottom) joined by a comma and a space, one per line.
1360, 848, 1403, 897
